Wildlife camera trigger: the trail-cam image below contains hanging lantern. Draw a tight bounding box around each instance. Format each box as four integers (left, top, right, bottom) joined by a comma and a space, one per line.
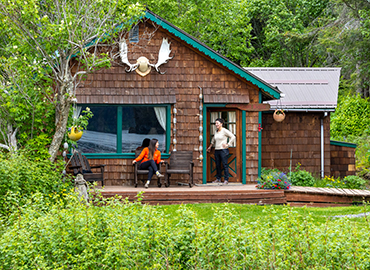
199, 154, 203, 161
199, 135, 203, 142
199, 126, 203, 132
199, 115, 203, 121
199, 145, 203, 151
173, 138, 177, 144
173, 118, 177, 124
173, 107, 177, 114
199, 93, 203, 99
68, 126, 83, 141
63, 142, 69, 149
62, 151, 67, 158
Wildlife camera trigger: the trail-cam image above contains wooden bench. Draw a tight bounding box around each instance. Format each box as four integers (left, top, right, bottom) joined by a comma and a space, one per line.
69, 150, 106, 186
164, 151, 194, 188
133, 149, 164, 188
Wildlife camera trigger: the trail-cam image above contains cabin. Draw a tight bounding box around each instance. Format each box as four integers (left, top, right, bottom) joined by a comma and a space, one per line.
72, 10, 350, 186
245, 68, 355, 178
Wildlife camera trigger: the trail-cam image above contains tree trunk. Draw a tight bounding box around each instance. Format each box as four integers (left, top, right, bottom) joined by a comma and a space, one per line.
0, 124, 18, 153
48, 77, 73, 162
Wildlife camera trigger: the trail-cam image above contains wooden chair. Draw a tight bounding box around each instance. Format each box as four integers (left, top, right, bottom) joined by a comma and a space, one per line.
69, 150, 106, 186
164, 151, 194, 188
133, 149, 164, 188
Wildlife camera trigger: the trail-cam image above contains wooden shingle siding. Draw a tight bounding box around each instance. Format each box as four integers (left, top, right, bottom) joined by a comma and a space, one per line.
330, 145, 356, 178
75, 22, 261, 185
262, 112, 331, 176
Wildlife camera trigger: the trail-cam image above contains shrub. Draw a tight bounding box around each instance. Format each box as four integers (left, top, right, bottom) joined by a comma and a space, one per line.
256, 170, 291, 190
1, 199, 370, 269
290, 163, 316, 186
315, 175, 347, 188
343, 175, 368, 189
0, 151, 72, 219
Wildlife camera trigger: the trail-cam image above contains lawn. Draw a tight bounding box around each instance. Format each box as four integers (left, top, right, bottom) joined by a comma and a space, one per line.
157, 203, 370, 225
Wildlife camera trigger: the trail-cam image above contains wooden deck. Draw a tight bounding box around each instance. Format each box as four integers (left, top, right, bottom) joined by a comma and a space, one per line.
100, 184, 370, 207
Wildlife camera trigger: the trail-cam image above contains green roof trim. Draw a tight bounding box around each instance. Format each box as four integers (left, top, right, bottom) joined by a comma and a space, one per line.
330, 140, 357, 148
145, 10, 280, 100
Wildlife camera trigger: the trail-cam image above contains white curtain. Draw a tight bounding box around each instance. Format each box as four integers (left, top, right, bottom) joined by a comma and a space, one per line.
228, 111, 236, 147
154, 107, 166, 131
73, 106, 82, 124
210, 112, 218, 135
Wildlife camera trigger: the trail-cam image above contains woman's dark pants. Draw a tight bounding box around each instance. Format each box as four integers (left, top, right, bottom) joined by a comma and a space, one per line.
139, 160, 158, 180
215, 149, 229, 181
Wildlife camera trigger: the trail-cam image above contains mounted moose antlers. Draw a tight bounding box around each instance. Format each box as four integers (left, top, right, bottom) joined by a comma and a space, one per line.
119, 37, 174, 76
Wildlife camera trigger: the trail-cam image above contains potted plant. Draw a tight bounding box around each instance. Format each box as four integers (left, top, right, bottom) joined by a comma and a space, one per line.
67, 107, 93, 141
273, 109, 285, 122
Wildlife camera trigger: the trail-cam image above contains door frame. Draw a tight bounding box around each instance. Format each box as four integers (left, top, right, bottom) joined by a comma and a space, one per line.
202, 104, 247, 184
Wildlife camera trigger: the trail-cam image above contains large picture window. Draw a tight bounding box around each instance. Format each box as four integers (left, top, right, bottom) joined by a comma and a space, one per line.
76, 105, 168, 154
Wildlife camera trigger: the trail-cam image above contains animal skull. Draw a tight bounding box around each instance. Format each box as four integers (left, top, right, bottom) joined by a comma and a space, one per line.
119, 37, 174, 76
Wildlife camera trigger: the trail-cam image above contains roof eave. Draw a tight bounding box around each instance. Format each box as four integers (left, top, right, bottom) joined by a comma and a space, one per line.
145, 10, 280, 100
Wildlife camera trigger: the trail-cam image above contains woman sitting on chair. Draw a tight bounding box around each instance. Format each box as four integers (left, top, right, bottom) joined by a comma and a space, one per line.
132, 138, 164, 188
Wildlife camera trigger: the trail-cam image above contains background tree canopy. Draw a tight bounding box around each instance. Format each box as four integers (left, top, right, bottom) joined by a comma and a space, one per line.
0, 0, 369, 170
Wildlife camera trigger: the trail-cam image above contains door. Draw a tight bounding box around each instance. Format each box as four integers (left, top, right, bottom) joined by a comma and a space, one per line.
207, 109, 241, 182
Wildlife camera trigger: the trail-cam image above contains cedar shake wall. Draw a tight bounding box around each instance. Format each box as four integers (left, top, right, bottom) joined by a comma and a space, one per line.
75, 22, 259, 185
330, 145, 356, 178
261, 112, 331, 177
245, 87, 260, 183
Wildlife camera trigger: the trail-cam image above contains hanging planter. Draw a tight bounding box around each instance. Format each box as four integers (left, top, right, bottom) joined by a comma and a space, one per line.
273, 109, 286, 122
68, 126, 83, 141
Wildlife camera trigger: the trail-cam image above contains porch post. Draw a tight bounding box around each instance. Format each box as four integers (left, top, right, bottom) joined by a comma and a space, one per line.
242, 110, 246, 184
258, 92, 262, 178
202, 105, 207, 184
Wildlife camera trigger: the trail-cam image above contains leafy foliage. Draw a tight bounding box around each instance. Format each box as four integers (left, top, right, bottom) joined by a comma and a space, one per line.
0, 151, 72, 219
343, 175, 368, 190
1, 197, 370, 269
0, 0, 145, 161
331, 94, 370, 139
289, 163, 316, 187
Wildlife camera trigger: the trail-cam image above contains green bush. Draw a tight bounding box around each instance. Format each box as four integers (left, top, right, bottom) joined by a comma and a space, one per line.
343, 175, 368, 190
331, 94, 370, 139
1, 196, 370, 269
0, 151, 72, 219
290, 164, 316, 186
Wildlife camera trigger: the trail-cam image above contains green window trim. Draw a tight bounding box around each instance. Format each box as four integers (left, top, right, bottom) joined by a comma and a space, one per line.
71, 104, 172, 159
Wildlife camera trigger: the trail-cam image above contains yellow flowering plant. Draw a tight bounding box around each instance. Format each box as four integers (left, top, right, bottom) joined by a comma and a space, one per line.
67, 107, 94, 133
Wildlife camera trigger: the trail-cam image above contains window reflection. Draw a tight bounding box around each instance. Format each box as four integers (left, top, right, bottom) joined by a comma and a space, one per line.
77, 106, 166, 153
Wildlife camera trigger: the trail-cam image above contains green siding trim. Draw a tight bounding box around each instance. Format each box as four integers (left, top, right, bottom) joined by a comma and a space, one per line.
117, 107, 122, 153
258, 92, 262, 178
202, 105, 207, 184
202, 104, 225, 184
330, 140, 357, 148
242, 110, 246, 184
145, 11, 280, 100
75, 104, 171, 158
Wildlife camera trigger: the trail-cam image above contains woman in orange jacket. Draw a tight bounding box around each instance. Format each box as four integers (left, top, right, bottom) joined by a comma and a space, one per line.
132, 138, 164, 188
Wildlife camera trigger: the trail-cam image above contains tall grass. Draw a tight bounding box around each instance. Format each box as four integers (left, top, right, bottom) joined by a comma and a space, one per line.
1, 191, 370, 269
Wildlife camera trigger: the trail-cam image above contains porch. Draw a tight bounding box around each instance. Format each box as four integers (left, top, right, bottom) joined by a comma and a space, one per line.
99, 184, 370, 207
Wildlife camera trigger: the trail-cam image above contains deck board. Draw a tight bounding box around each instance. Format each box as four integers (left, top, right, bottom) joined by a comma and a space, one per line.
99, 185, 370, 207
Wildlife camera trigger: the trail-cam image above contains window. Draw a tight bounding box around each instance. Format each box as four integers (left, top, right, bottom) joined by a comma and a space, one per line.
210, 111, 236, 147
129, 25, 139, 43
76, 105, 168, 154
